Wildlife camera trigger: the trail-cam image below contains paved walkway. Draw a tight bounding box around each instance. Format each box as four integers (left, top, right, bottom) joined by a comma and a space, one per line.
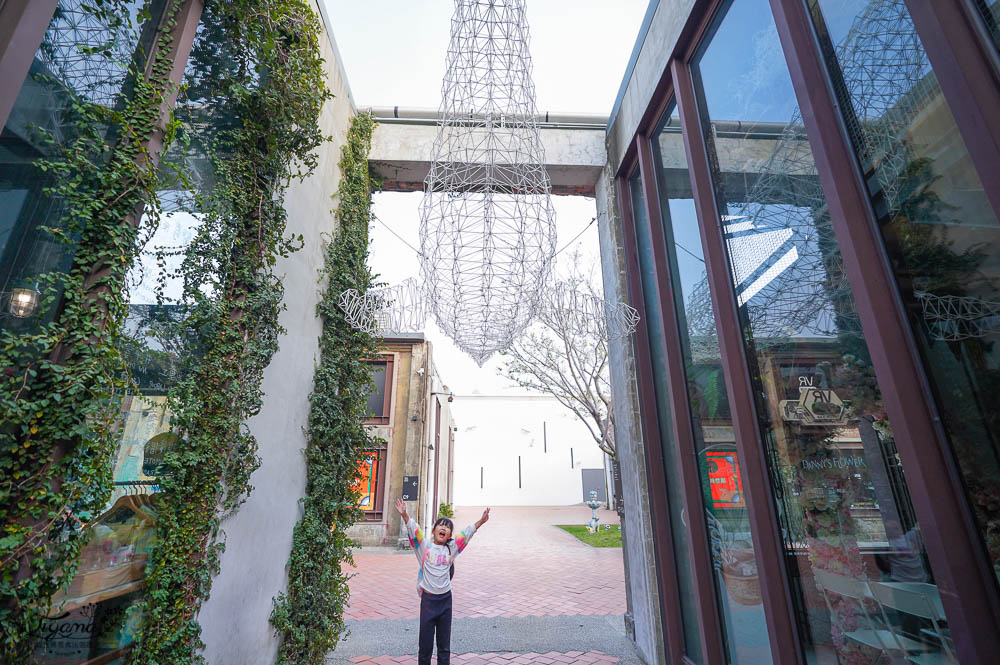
328, 506, 636, 665
349, 650, 622, 665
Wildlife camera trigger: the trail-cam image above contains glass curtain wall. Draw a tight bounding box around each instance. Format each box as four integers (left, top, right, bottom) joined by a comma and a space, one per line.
16, 3, 234, 660
808, 0, 1000, 592
691, 0, 956, 663
0, 2, 168, 662
973, 0, 1000, 48
0, 0, 160, 332
651, 107, 772, 665
628, 172, 703, 663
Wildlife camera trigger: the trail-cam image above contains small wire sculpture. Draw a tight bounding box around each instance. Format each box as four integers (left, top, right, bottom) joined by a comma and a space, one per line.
915, 291, 1000, 341
419, 0, 557, 365
339, 279, 429, 336
542, 284, 639, 342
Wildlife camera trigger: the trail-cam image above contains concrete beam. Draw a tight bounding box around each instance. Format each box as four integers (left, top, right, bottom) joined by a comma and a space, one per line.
370, 120, 814, 200
369, 122, 607, 196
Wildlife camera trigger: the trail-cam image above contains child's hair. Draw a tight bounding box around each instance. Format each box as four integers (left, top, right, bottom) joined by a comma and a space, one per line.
433, 517, 454, 540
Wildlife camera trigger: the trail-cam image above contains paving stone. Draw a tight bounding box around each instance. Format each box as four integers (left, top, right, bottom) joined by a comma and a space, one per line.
345, 506, 625, 621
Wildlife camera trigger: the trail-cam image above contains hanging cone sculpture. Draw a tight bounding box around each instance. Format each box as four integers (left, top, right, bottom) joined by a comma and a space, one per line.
419, 0, 557, 366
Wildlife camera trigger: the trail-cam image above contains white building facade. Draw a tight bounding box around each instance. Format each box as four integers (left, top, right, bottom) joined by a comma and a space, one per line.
452, 395, 608, 506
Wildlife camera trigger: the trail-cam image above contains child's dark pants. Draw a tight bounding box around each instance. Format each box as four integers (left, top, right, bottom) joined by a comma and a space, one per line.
419, 590, 453, 665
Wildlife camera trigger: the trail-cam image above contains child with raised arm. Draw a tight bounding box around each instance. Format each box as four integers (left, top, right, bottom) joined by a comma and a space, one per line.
395, 498, 490, 665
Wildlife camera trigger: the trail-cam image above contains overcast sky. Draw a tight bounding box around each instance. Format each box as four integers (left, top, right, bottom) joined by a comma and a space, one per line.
321, 0, 648, 113
319, 0, 648, 397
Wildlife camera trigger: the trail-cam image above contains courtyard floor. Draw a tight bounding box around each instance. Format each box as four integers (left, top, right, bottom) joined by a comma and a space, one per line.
326, 505, 638, 665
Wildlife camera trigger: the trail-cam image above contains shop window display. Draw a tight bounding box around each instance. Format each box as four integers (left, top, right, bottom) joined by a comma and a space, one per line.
692, 0, 956, 663
809, 0, 1000, 594
35, 395, 172, 663
352, 446, 387, 519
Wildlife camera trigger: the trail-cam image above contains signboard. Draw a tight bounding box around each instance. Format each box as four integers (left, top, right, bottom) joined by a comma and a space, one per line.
402, 475, 419, 501
705, 450, 745, 509
779, 375, 851, 426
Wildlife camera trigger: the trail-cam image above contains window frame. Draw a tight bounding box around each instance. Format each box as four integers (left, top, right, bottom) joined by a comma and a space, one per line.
613, 0, 1000, 662
363, 355, 394, 426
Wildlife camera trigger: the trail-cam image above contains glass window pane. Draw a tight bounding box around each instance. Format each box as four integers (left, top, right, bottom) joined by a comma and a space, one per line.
810, 0, 1000, 593
693, 1, 955, 663
628, 171, 703, 662
367, 362, 388, 419
29, 5, 238, 660
973, 0, 1000, 49
653, 107, 772, 665
1, 1, 158, 332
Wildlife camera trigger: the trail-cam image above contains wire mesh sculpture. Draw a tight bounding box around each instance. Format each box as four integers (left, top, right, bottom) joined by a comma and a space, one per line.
339, 279, 430, 337
35, 1, 139, 110
915, 292, 1000, 341
543, 284, 639, 342
419, 0, 557, 366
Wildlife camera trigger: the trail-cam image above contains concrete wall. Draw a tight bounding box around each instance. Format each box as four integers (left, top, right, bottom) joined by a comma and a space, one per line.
196, 3, 355, 663
606, 0, 696, 174
369, 121, 607, 196
596, 168, 666, 665
452, 395, 607, 506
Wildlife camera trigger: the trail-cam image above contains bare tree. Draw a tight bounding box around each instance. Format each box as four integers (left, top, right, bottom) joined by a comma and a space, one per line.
500, 258, 620, 458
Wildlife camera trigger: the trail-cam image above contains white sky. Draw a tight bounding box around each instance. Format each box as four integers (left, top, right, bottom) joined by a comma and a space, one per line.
320, 0, 649, 397
321, 0, 648, 114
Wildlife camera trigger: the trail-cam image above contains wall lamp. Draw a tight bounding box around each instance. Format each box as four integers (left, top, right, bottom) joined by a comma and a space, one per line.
2, 285, 42, 319
431, 391, 455, 403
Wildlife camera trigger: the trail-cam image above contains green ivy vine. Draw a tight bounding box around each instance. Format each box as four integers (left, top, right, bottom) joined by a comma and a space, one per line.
269, 111, 380, 665
129, 2, 332, 663
0, 2, 185, 660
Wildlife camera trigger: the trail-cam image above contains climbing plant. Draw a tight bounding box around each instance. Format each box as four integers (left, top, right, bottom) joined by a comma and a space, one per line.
270, 111, 380, 665
128, 1, 332, 663
0, 1, 185, 660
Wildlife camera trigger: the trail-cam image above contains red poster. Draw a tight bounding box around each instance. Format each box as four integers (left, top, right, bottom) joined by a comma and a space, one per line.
706, 450, 745, 509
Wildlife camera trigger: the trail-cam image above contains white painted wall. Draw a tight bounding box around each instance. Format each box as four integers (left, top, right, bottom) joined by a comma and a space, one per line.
452, 395, 607, 506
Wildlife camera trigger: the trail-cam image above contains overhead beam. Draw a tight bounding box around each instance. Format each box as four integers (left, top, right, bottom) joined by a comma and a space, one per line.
369, 122, 607, 196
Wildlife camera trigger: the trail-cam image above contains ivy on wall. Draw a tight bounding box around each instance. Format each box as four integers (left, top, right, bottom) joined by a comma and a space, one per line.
129, 1, 333, 663
1, 0, 350, 661
270, 111, 379, 665
0, 2, 186, 660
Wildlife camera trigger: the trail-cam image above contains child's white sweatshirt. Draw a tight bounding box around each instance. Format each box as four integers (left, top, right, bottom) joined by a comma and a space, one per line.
405, 518, 477, 595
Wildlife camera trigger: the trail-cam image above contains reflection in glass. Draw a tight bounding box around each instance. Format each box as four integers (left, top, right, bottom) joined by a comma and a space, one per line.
1, 0, 156, 333
367, 362, 389, 419
810, 0, 1000, 595
973, 0, 1000, 49
24, 3, 236, 661
652, 109, 772, 665
629, 172, 703, 662
693, 0, 954, 663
